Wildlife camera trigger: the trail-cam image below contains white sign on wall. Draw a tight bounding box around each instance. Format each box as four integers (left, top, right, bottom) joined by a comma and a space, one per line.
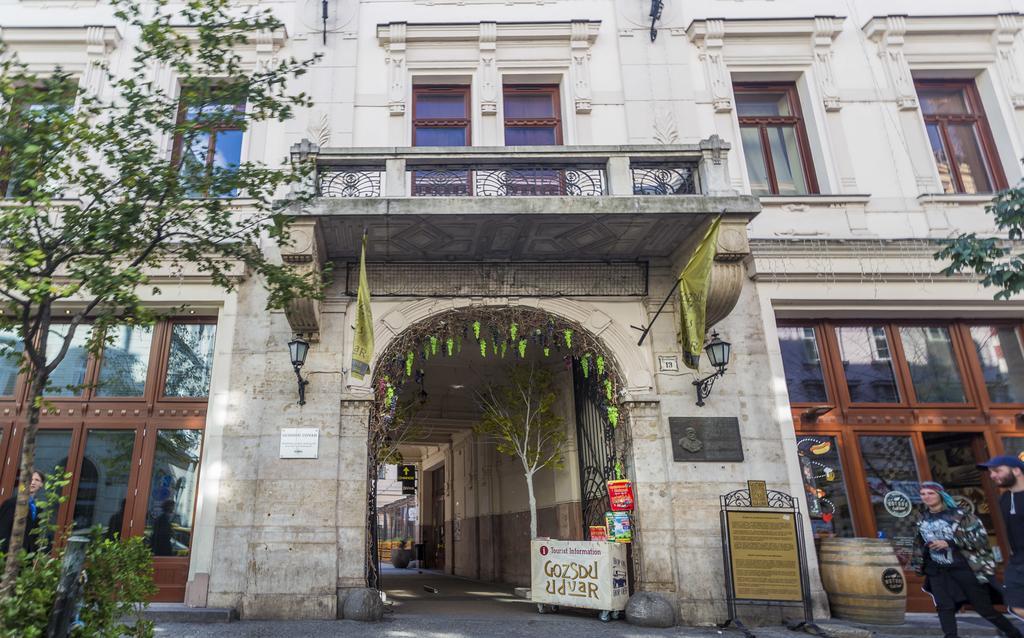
280, 428, 319, 459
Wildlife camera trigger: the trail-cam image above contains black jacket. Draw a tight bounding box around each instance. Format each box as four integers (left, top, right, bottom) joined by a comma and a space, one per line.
0, 495, 40, 555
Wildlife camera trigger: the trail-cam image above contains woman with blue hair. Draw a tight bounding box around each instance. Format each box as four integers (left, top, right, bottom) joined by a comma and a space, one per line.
911, 481, 1022, 638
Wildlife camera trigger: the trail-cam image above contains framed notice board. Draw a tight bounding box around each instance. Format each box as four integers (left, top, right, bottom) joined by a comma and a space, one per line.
719, 483, 818, 637
724, 510, 803, 602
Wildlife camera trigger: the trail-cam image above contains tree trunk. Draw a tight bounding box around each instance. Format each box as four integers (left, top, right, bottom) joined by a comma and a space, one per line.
525, 470, 538, 540
0, 372, 45, 597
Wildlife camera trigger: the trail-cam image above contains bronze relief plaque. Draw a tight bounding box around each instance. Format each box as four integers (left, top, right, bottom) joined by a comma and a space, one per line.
669, 417, 744, 462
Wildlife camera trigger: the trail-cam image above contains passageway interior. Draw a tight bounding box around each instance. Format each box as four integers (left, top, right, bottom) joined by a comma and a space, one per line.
374, 343, 589, 590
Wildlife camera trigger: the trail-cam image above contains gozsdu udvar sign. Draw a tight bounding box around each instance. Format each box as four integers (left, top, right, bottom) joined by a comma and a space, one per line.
530, 539, 629, 612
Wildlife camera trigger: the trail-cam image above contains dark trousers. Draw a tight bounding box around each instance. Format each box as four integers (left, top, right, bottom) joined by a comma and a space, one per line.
930, 567, 1022, 638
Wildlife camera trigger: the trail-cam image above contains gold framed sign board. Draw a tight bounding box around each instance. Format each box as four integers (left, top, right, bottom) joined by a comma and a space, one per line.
725, 511, 803, 602
718, 483, 820, 638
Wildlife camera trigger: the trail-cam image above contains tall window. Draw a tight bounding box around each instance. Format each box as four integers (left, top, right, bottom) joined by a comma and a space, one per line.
0, 82, 76, 197
915, 80, 1006, 194
412, 86, 470, 147
412, 86, 471, 196
503, 86, 561, 146
734, 83, 817, 196
173, 87, 245, 198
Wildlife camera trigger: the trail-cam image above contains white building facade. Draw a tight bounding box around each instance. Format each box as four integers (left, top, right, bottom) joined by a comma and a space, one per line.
1, 0, 1023, 625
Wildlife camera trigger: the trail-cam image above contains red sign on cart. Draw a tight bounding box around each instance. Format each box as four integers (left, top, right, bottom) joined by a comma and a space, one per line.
607, 480, 635, 512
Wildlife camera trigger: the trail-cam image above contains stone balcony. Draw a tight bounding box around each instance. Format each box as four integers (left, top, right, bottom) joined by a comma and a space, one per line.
283, 137, 761, 338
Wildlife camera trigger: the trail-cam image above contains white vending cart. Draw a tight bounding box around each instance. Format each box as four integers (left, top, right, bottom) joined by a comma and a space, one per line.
530, 539, 629, 622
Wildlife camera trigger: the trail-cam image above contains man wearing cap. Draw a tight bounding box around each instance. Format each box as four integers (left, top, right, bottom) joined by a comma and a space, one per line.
979, 455, 1024, 619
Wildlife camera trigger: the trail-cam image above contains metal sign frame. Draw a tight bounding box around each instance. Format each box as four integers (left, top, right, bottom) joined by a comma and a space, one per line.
718, 486, 826, 638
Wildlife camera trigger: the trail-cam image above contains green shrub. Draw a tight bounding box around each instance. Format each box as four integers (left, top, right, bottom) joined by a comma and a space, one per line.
0, 470, 155, 637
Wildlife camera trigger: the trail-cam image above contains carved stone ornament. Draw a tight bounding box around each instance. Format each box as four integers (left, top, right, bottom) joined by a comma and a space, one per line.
996, 14, 1024, 109
280, 219, 326, 341
384, 23, 407, 116
570, 20, 594, 114
479, 23, 498, 116
699, 20, 732, 113
812, 17, 841, 111
869, 16, 919, 110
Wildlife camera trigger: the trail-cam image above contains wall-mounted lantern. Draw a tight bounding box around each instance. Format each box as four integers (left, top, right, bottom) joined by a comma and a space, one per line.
693, 331, 731, 407
650, 0, 664, 41
288, 335, 311, 406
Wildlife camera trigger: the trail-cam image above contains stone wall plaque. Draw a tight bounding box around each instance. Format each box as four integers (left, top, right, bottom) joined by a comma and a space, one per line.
669, 417, 743, 462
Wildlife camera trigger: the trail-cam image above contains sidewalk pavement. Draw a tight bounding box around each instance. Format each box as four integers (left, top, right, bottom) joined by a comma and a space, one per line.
153, 611, 1024, 637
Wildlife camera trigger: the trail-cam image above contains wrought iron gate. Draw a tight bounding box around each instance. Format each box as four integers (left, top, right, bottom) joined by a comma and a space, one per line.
573, 361, 618, 536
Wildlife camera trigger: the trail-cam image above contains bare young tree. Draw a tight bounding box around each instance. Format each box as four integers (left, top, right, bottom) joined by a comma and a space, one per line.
474, 363, 567, 540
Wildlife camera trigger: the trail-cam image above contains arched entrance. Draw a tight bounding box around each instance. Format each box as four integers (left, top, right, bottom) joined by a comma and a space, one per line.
364, 305, 638, 604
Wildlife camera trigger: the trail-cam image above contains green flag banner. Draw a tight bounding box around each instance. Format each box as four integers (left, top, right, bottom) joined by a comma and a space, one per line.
678, 217, 721, 370
351, 233, 374, 380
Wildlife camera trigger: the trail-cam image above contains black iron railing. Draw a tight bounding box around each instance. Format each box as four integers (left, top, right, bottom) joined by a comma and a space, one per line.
631, 164, 696, 195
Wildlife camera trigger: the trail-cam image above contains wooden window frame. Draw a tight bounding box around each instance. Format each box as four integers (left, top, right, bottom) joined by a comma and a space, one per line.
733, 82, 819, 195
170, 93, 246, 198
0, 316, 215, 601
411, 85, 472, 196
914, 79, 1007, 194
411, 85, 472, 146
502, 85, 563, 146
777, 322, 840, 410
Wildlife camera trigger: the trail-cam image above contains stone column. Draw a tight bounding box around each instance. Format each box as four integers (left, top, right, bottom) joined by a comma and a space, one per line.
337, 399, 373, 604
622, 399, 676, 593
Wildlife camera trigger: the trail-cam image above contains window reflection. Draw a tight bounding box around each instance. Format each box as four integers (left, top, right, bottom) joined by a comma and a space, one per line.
71, 430, 136, 534
898, 326, 966, 403
0, 329, 22, 396
45, 324, 90, 397
778, 327, 828, 403
859, 435, 921, 565
836, 326, 900, 403
971, 326, 1024, 403
145, 430, 202, 556
163, 323, 217, 398
96, 326, 153, 397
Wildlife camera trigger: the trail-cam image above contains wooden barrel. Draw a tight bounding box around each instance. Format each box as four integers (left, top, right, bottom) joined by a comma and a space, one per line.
817, 537, 906, 625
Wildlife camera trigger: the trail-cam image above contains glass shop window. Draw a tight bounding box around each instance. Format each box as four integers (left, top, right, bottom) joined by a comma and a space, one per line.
44, 324, 91, 397
858, 435, 922, 566
96, 325, 154, 397
163, 323, 217, 398
778, 326, 828, 404
835, 326, 900, 403
970, 325, 1024, 404
70, 429, 137, 535
145, 429, 202, 556
797, 435, 854, 538
0, 329, 23, 397
897, 326, 966, 403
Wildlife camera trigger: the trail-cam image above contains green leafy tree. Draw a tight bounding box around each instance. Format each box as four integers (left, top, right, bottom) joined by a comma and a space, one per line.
0, 0, 323, 594
936, 178, 1024, 298
474, 363, 567, 540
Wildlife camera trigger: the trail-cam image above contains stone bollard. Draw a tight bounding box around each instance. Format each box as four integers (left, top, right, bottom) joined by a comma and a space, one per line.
46, 535, 90, 638
625, 591, 677, 628
340, 588, 385, 622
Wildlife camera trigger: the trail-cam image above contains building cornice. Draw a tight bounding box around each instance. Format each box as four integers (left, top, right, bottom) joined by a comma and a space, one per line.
376, 20, 600, 46
685, 16, 844, 46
